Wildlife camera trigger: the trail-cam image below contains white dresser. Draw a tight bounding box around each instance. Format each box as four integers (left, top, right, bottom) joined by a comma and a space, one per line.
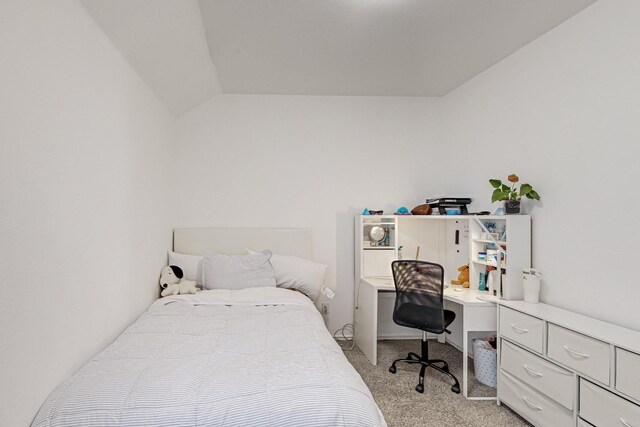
497, 301, 640, 427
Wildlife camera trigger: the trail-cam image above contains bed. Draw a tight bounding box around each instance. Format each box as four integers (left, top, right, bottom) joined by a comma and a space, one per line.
32, 228, 386, 427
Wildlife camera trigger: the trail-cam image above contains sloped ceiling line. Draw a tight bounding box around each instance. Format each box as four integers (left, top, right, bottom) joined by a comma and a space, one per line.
82, 0, 595, 115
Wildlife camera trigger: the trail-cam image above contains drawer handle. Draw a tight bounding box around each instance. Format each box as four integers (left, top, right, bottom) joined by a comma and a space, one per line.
563, 345, 590, 359
523, 364, 543, 378
522, 395, 543, 411
511, 324, 529, 333
620, 418, 633, 427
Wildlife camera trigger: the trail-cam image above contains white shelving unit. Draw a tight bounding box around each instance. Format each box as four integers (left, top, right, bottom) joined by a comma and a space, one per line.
469, 215, 531, 300
355, 214, 531, 300
356, 216, 398, 279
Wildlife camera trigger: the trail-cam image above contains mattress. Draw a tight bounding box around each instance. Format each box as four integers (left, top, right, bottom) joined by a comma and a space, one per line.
32, 287, 386, 426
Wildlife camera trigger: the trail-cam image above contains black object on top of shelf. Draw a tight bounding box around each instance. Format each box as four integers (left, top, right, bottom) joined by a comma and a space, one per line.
426, 197, 472, 215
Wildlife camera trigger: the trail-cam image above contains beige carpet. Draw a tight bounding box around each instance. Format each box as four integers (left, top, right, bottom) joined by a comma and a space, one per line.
343, 339, 530, 427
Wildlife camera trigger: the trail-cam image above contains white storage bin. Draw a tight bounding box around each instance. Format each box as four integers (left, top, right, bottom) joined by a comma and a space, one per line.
473, 337, 497, 388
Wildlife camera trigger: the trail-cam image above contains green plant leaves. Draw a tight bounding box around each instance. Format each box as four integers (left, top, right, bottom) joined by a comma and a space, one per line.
520, 184, 533, 196
491, 189, 509, 202
489, 179, 502, 188
526, 190, 540, 200
490, 176, 540, 202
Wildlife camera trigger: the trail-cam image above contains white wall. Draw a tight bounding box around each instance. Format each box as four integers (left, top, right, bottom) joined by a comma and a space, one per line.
174, 94, 444, 333
173, 0, 640, 336
440, 0, 640, 330
4, 1, 640, 424
0, 1, 174, 425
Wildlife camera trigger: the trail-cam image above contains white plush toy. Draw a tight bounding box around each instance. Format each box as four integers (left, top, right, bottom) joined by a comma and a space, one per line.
160, 265, 198, 297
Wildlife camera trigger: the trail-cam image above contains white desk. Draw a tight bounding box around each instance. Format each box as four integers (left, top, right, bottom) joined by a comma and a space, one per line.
354, 277, 499, 400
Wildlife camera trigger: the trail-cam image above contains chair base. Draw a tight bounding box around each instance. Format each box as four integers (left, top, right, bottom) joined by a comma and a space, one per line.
388, 334, 461, 394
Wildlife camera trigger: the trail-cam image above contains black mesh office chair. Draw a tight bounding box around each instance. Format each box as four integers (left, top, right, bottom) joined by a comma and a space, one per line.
388, 260, 461, 394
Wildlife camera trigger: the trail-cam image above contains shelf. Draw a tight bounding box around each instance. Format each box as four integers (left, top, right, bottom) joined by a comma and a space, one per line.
473, 239, 507, 245
363, 246, 396, 250
472, 259, 506, 268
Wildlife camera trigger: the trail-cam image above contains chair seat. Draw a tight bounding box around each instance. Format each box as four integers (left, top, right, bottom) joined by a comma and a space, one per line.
393, 303, 456, 334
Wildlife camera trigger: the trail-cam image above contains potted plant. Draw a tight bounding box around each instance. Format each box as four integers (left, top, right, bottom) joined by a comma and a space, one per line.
489, 174, 540, 214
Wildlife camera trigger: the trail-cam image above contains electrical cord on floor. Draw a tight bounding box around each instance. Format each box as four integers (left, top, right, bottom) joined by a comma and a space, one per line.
333, 323, 356, 351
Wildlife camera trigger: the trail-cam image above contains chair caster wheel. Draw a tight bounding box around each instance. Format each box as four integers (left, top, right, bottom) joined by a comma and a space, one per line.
415, 384, 424, 393
389, 366, 396, 374
451, 384, 460, 394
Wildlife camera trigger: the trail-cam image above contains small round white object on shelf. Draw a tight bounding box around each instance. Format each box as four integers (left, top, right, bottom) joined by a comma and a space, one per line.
368, 225, 386, 243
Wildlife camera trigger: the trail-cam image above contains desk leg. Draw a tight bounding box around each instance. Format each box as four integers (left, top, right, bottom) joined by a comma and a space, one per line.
463, 327, 468, 398
462, 305, 498, 401
354, 281, 378, 365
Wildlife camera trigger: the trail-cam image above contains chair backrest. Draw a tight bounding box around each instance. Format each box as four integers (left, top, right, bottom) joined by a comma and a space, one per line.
391, 260, 446, 333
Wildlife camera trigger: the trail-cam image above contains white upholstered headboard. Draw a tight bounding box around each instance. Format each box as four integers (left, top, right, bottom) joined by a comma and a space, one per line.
173, 228, 312, 259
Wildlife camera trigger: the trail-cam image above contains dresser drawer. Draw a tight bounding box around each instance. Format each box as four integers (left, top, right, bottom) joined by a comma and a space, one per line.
580, 379, 640, 427
499, 370, 573, 427
499, 307, 544, 353
501, 340, 574, 410
547, 323, 610, 385
617, 348, 640, 402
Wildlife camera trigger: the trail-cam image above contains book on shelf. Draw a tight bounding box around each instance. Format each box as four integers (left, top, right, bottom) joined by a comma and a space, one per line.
426, 197, 472, 205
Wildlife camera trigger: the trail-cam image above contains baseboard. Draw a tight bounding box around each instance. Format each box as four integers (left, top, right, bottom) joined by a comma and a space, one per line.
336, 335, 472, 359
446, 340, 463, 353
335, 333, 470, 356
377, 333, 426, 340
337, 333, 441, 341
338, 333, 454, 340
335, 334, 426, 340
334, 334, 353, 341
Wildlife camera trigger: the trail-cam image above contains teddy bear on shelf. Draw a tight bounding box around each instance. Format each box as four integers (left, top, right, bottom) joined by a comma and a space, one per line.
159, 265, 198, 297
451, 264, 470, 288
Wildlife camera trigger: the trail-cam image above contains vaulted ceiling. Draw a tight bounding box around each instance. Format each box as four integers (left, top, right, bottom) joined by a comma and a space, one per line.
81, 0, 221, 115
81, 0, 596, 115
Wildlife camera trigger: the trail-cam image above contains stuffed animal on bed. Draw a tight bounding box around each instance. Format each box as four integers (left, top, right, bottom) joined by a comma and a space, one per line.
160, 265, 198, 297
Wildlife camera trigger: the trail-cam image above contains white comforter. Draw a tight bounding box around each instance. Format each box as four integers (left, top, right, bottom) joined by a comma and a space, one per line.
33, 288, 386, 427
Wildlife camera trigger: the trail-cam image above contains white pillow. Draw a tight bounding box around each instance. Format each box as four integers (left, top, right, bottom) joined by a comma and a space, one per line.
203, 251, 276, 290
247, 249, 327, 301
168, 251, 203, 285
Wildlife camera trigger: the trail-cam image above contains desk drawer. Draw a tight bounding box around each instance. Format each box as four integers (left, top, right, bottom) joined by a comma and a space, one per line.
547, 323, 610, 385
499, 307, 544, 353
499, 370, 573, 427
501, 340, 574, 409
580, 379, 640, 427
617, 348, 640, 402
